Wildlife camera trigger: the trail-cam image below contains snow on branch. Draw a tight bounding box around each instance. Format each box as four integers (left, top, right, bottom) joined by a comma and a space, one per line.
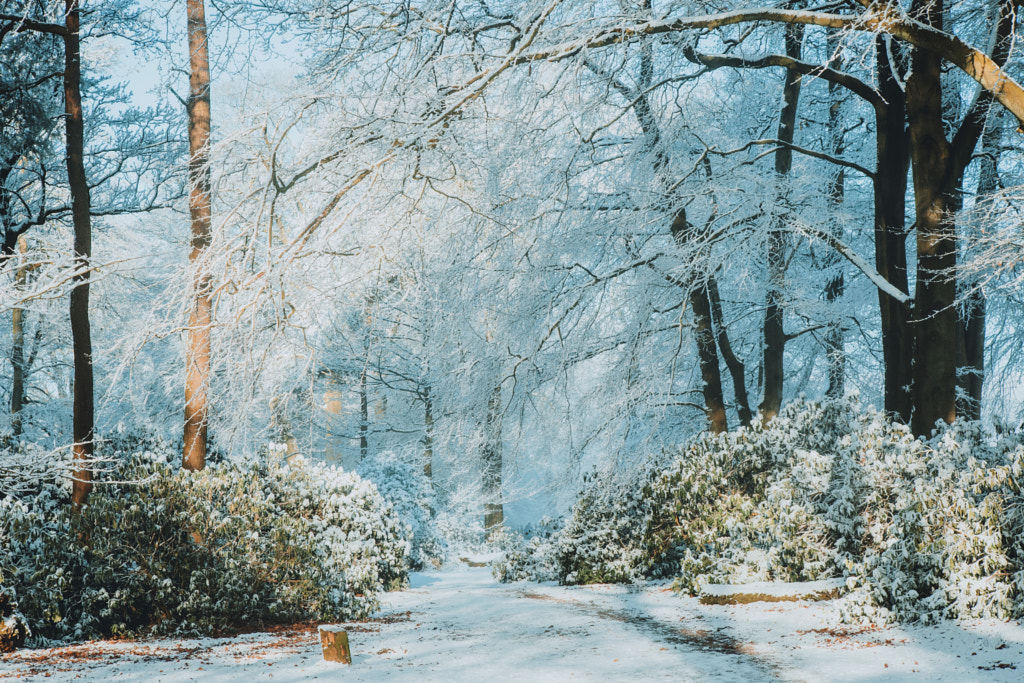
798, 224, 911, 305
515, 4, 1024, 129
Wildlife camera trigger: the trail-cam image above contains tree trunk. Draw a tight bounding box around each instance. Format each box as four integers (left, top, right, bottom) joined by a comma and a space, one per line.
482, 383, 502, 537
708, 276, 752, 426
957, 110, 1000, 421
182, 0, 213, 471
906, 0, 957, 437
630, 10, 728, 431
694, 283, 728, 432
359, 366, 368, 461
874, 36, 913, 424
11, 235, 28, 436
760, 23, 803, 421
671, 212, 727, 433
65, 0, 93, 508
422, 384, 434, 480
824, 29, 845, 399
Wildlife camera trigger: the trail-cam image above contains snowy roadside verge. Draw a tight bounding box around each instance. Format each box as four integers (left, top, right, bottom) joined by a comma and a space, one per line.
2, 568, 1023, 681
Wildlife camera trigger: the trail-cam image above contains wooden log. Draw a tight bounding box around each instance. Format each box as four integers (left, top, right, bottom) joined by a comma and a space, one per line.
698, 578, 846, 605
319, 625, 351, 664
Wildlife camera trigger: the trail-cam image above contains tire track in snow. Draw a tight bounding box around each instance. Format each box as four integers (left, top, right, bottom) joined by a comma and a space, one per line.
520, 588, 784, 680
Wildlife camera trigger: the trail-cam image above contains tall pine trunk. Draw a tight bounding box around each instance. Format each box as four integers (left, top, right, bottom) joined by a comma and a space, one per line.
182, 0, 213, 470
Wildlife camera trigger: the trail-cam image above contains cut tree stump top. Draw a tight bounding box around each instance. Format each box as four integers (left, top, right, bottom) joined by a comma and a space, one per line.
319, 625, 351, 665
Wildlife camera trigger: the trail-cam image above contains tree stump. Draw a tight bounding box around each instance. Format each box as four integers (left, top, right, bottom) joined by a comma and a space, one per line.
319, 625, 351, 664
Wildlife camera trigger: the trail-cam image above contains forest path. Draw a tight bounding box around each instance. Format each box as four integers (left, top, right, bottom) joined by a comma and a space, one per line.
4, 567, 1024, 681
364, 568, 782, 681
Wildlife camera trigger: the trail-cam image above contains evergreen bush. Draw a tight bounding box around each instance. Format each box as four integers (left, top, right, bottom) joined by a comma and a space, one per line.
497, 399, 1024, 623
0, 437, 409, 643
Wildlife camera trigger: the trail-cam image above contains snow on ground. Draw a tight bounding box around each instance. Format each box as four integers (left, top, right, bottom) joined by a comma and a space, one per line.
2, 567, 1024, 681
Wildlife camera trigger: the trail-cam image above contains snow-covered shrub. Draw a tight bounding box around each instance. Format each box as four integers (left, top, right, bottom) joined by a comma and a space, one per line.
432, 506, 489, 555
840, 419, 1024, 623
491, 518, 563, 582
553, 464, 672, 584
503, 398, 1024, 624
0, 437, 409, 643
0, 438, 73, 497
358, 449, 445, 569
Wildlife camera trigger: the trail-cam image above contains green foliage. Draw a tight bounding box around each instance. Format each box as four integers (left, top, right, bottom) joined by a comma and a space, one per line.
0, 438, 409, 643
498, 399, 1024, 623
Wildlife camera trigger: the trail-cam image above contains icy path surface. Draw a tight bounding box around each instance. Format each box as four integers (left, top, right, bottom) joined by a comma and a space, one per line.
3, 567, 1024, 681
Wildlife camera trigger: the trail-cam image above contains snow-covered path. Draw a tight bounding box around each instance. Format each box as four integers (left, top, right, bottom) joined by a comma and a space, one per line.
3, 567, 1024, 681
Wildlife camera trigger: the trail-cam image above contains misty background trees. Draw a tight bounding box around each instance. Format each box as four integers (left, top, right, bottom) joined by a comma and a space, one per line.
2, 0, 1024, 528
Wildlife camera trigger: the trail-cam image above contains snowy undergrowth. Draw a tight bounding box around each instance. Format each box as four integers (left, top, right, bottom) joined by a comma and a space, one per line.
358, 450, 445, 570
355, 449, 512, 569
0, 437, 409, 644
495, 399, 1024, 624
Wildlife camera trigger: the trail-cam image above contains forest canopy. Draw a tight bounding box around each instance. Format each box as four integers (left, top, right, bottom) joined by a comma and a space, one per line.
1, 0, 1023, 544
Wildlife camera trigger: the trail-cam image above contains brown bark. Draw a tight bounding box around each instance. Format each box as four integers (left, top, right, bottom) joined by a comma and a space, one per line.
905, 0, 1011, 436
874, 36, 914, 424
65, 0, 93, 507
684, 39, 912, 417
692, 283, 728, 433
482, 383, 503, 537
630, 25, 728, 433
318, 627, 352, 665
672, 212, 728, 433
760, 24, 803, 422
182, 0, 213, 470
957, 289, 985, 421
906, 0, 956, 437
708, 277, 753, 426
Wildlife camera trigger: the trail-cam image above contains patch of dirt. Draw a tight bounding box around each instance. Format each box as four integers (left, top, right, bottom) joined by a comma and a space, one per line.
338, 610, 413, 633
0, 614, 392, 678
0, 642, 207, 679
520, 592, 572, 604
700, 589, 843, 606
795, 624, 904, 649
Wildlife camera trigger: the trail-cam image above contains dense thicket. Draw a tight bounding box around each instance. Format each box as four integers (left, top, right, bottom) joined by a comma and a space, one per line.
497, 399, 1024, 623
0, 437, 409, 643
